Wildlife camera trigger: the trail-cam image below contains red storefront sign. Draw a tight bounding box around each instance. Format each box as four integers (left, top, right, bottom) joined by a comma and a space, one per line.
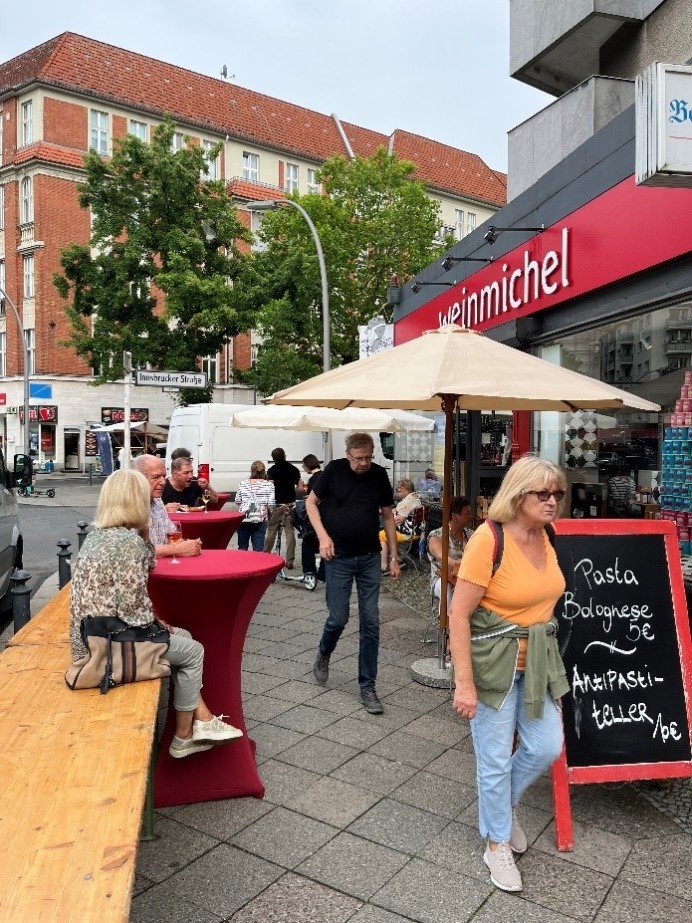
395, 176, 692, 344
18, 406, 58, 424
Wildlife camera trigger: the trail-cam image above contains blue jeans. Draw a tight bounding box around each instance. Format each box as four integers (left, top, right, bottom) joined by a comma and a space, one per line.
237, 520, 267, 552
470, 672, 564, 843
319, 553, 381, 692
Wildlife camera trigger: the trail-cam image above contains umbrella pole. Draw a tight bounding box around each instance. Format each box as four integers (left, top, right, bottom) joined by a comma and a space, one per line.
411, 395, 456, 688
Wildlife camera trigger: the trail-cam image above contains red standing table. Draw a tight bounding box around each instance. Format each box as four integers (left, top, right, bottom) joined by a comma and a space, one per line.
148, 549, 283, 807
207, 492, 231, 512
169, 509, 244, 549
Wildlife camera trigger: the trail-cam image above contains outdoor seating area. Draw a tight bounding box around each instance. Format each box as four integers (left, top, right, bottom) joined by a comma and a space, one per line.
0, 585, 161, 921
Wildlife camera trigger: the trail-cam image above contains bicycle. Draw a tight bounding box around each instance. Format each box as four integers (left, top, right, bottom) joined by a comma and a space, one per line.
272, 508, 318, 591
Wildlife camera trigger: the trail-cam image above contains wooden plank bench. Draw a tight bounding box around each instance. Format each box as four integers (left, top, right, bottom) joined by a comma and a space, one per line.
0, 585, 161, 922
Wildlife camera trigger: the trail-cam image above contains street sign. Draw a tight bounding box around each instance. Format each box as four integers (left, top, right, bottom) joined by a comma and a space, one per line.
135, 370, 208, 389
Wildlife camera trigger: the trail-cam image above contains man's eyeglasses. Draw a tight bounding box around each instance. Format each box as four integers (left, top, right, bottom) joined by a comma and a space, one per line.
526, 490, 566, 502
348, 453, 373, 463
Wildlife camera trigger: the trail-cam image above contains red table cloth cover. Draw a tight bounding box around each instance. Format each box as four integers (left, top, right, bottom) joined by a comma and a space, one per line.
148, 549, 283, 806
169, 509, 244, 549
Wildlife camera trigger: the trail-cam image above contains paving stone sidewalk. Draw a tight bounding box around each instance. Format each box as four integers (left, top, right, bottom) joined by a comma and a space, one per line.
130, 569, 692, 923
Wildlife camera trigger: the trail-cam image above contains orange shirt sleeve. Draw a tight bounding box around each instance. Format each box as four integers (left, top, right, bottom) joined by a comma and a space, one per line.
457, 522, 495, 588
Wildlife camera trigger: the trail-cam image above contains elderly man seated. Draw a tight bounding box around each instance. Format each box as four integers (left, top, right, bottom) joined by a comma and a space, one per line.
379, 478, 422, 574
416, 469, 442, 500
426, 495, 473, 609
133, 455, 202, 558
162, 456, 218, 511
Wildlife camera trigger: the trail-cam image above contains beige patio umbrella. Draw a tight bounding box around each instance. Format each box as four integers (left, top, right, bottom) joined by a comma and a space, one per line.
229, 405, 434, 432
268, 325, 660, 666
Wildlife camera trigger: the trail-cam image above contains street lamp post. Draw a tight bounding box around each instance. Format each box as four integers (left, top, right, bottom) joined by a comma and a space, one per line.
0, 284, 31, 456
246, 199, 330, 373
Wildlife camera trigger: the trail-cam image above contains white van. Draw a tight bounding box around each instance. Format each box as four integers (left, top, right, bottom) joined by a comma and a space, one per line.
166, 404, 324, 496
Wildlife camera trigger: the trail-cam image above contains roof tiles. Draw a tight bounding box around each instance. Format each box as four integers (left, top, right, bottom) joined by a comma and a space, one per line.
0, 32, 506, 208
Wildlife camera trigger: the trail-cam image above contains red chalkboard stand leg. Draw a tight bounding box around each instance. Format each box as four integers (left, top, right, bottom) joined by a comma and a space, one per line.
551, 746, 574, 851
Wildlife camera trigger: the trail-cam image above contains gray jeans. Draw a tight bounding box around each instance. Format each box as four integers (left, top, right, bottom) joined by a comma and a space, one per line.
165, 628, 204, 712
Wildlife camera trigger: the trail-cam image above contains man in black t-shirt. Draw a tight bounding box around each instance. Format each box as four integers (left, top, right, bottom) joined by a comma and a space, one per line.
263, 447, 301, 567
162, 457, 218, 510
306, 433, 399, 715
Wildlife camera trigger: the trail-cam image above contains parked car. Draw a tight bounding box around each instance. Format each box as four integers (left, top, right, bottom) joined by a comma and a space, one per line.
0, 451, 29, 612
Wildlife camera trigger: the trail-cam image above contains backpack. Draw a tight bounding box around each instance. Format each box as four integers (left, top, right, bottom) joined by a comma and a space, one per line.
486, 520, 556, 576
290, 499, 314, 537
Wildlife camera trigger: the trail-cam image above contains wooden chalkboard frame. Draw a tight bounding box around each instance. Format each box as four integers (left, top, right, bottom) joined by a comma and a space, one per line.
550, 519, 692, 851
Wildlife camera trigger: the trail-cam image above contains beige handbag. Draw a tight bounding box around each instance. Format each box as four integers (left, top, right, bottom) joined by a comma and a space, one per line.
65, 616, 171, 694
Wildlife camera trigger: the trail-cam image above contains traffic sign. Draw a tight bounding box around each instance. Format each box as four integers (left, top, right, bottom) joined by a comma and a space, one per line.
135, 370, 208, 388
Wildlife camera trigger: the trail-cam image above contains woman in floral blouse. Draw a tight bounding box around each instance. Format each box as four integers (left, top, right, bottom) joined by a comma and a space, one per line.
69, 469, 243, 759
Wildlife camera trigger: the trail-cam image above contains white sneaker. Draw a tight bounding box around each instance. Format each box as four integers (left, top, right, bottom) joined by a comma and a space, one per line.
483, 841, 523, 892
193, 715, 243, 744
169, 736, 214, 759
510, 809, 528, 854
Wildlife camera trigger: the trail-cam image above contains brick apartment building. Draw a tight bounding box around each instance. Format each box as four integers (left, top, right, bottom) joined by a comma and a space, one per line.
0, 32, 506, 470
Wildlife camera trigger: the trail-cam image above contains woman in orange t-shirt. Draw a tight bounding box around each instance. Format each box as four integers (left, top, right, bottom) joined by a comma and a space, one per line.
448, 455, 567, 895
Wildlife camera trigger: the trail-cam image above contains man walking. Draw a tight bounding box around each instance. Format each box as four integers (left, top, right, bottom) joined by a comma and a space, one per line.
306, 433, 400, 714
263, 447, 301, 567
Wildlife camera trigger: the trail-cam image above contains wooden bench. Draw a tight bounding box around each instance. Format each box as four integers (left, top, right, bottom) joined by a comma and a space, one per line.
0, 584, 161, 922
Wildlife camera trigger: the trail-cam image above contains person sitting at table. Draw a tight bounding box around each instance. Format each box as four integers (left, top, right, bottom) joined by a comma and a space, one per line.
379, 478, 422, 574
162, 457, 218, 510
416, 469, 442, 500
427, 495, 474, 610
236, 461, 275, 552
69, 468, 242, 759
133, 455, 202, 559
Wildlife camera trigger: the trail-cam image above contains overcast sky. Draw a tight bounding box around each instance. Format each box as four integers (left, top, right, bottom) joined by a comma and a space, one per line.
0, 0, 549, 173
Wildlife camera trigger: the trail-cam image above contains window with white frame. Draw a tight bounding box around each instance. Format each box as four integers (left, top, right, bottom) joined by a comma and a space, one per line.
467, 212, 477, 233
285, 162, 299, 193
0, 184, 4, 230
0, 332, 5, 376
21, 100, 33, 146
23, 254, 34, 299
202, 353, 218, 384
202, 140, 219, 180
454, 209, 464, 240
307, 168, 320, 194
129, 119, 147, 141
25, 328, 35, 374
242, 151, 259, 182
20, 176, 33, 224
250, 210, 267, 252
0, 113, 3, 167
171, 131, 185, 153
90, 109, 109, 155
0, 260, 5, 305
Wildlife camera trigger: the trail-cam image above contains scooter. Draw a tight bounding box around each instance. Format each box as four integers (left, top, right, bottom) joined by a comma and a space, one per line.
272, 515, 318, 591
18, 482, 56, 499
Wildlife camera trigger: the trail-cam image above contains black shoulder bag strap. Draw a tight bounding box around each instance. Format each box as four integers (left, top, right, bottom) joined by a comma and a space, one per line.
487, 520, 556, 575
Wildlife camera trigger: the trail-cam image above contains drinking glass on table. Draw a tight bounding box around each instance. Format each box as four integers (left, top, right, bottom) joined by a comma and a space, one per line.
202, 488, 211, 512
168, 526, 183, 564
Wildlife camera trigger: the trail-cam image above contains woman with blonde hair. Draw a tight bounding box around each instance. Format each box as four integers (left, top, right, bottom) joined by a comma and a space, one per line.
235, 460, 275, 551
448, 455, 568, 893
69, 469, 243, 759
379, 477, 422, 574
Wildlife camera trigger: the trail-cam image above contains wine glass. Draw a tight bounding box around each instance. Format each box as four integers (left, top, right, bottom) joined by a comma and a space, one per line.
202, 488, 211, 512
169, 527, 182, 564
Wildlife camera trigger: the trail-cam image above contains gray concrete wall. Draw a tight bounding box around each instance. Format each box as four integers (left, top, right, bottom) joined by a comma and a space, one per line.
602, 0, 692, 76
508, 76, 634, 199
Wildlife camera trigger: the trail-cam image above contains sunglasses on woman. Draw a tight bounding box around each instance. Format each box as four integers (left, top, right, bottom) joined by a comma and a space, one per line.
526, 490, 566, 502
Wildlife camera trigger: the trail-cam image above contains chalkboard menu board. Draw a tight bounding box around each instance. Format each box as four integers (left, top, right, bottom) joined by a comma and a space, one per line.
554, 521, 692, 773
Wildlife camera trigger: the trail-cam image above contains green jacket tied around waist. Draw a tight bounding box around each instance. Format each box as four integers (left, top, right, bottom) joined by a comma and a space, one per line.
469, 606, 569, 719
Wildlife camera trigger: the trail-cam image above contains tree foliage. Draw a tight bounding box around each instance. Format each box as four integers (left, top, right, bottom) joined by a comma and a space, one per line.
236, 148, 446, 394
54, 119, 253, 383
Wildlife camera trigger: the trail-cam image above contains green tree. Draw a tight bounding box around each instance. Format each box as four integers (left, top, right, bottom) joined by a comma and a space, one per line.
237, 147, 446, 394
54, 118, 253, 389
